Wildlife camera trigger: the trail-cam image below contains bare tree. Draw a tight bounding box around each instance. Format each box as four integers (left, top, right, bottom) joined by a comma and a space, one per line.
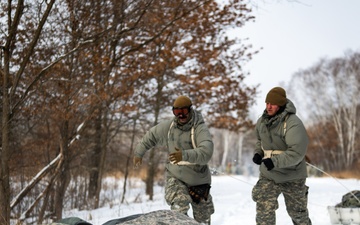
1, 0, 260, 223
289, 51, 360, 171
1, 1, 58, 223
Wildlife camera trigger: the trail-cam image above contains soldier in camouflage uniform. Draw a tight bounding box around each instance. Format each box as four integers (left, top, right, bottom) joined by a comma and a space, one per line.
133, 96, 214, 224
252, 87, 312, 225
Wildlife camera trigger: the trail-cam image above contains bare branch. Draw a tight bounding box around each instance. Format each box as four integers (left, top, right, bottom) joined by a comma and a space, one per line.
10, 152, 63, 209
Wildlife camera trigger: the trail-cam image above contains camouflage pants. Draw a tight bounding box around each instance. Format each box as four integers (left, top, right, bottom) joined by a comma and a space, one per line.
165, 176, 214, 224
252, 176, 311, 225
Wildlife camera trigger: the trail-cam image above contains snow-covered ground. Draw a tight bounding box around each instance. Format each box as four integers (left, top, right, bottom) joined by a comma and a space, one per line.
63, 172, 360, 225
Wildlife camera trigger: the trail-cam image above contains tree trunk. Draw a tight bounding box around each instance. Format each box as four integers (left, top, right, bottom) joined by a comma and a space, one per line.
54, 164, 70, 220
96, 119, 108, 208
54, 121, 71, 220
237, 133, 244, 168
122, 117, 138, 204
145, 88, 162, 200
146, 149, 155, 200
88, 114, 102, 208
221, 130, 229, 170
1, 49, 11, 225
88, 109, 108, 208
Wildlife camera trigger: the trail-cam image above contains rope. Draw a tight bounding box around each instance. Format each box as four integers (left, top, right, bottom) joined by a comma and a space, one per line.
210, 167, 255, 186
210, 162, 360, 209
306, 162, 360, 204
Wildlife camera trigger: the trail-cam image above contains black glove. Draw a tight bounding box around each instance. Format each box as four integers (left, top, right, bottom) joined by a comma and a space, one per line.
252, 153, 262, 165
262, 158, 274, 171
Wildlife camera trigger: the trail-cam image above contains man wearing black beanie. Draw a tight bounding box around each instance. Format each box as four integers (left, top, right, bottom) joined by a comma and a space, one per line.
251, 87, 312, 225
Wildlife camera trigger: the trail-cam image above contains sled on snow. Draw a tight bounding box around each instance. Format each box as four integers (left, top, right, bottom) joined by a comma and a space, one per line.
328, 190, 360, 225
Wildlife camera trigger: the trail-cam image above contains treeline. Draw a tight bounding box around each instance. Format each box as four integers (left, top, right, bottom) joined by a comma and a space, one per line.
2, 0, 360, 224
288, 50, 360, 173
0, 0, 257, 224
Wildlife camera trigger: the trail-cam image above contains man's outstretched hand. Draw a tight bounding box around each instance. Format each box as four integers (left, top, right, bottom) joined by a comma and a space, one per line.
133, 156, 142, 169
169, 147, 182, 164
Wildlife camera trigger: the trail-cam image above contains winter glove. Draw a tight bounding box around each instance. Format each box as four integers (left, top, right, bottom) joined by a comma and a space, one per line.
188, 184, 211, 204
262, 158, 274, 171
133, 156, 142, 169
169, 147, 182, 164
252, 153, 262, 165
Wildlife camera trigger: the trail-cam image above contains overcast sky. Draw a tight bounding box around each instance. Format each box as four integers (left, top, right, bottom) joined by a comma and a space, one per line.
236, 0, 360, 120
